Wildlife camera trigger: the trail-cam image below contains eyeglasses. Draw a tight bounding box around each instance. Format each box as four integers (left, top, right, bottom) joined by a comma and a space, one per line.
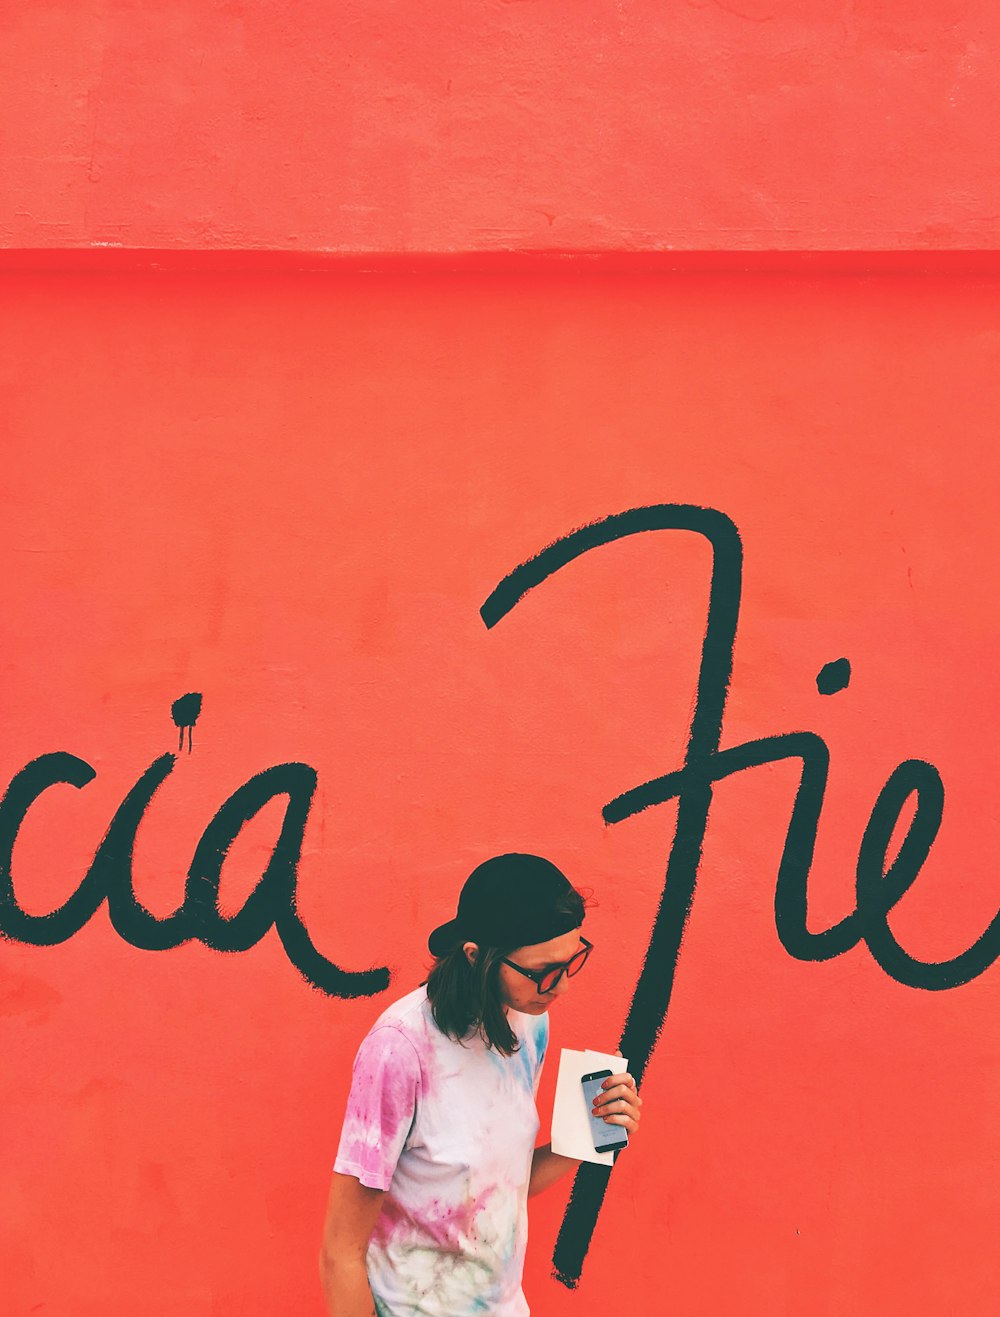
501, 937, 593, 995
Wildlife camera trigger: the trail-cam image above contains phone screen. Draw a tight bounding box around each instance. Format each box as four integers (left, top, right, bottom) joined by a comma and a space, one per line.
581, 1070, 629, 1153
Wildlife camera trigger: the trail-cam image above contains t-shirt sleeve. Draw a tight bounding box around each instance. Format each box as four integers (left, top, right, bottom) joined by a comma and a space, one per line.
334, 1024, 421, 1192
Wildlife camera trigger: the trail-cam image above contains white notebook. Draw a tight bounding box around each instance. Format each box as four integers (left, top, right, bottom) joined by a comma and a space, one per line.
550, 1047, 630, 1166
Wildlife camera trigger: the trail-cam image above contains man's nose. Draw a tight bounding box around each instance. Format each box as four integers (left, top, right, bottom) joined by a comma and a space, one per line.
547, 972, 571, 998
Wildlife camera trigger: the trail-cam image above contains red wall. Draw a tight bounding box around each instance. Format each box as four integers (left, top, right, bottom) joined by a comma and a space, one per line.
4, 4, 1000, 1314
4, 0, 1000, 252
3, 269, 1000, 1314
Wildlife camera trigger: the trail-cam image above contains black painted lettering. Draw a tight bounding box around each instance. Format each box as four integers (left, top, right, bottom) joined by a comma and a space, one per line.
0, 753, 102, 945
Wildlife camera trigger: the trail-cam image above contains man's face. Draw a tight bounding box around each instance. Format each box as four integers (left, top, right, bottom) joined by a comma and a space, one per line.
496, 926, 587, 1014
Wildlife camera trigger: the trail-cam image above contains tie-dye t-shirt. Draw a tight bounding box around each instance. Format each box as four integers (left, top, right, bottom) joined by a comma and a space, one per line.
334, 985, 549, 1316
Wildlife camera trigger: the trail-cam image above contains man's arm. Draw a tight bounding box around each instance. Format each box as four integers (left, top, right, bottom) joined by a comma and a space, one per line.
529, 1143, 582, 1197
319, 1172, 386, 1317
530, 1063, 643, 1196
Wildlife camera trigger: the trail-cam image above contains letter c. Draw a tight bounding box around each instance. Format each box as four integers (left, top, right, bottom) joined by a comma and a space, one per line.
0, 753, 103, 945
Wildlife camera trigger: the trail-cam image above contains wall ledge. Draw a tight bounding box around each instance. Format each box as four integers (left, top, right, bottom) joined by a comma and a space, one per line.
3, 249, 1000, 276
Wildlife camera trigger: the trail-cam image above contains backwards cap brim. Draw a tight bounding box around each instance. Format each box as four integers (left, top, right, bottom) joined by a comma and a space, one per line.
428, 918, 463, 957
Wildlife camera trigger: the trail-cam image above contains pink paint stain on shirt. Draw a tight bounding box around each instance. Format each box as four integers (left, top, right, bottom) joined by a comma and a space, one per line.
334, 986, 546, 1316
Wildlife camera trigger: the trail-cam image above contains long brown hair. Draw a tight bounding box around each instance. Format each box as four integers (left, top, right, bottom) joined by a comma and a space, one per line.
425, 884, 588, 1056
426, 944, 519, 1055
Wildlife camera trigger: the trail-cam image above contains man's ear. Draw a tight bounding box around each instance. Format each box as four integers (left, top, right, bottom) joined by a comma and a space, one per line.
463, 941, 479, 968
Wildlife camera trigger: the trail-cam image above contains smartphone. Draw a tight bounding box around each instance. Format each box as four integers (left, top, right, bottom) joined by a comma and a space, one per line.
581, 1069, 629, 1154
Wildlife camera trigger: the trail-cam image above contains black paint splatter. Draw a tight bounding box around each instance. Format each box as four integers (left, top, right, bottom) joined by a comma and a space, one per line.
171, 692, 203, 753
816, 658, 851, 695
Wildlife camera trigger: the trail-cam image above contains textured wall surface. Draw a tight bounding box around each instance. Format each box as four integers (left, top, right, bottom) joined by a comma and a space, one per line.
3, 0, 1000, 253
2, 269, 999, 1314
4, 5, 999, 1313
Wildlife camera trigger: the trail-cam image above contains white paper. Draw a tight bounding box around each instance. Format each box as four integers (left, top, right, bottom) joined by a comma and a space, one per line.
550, 1047, 630, 1165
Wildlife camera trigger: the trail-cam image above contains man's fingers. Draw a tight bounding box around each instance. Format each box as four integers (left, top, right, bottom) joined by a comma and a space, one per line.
596, 1085, 634, 1100
593, 1087, 640, 1114
596, 1057, 642, 1137
597, 1111, 639, 1132
600, 1072, 636, 1092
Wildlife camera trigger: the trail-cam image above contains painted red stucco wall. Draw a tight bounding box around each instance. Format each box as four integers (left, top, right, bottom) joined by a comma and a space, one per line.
3, 0, 1000, 253
3, 269, 1000, 1314
4, 3, 1000, 1315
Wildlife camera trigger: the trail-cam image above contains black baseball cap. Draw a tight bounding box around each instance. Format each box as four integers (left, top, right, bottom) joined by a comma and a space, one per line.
428, 853, 584, 956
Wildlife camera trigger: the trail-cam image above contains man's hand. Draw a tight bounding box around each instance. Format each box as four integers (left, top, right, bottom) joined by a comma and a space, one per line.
590, 1061, 642, 1137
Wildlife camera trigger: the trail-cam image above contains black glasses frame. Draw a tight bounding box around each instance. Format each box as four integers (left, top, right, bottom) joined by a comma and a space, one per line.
501, 936, 593, 995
